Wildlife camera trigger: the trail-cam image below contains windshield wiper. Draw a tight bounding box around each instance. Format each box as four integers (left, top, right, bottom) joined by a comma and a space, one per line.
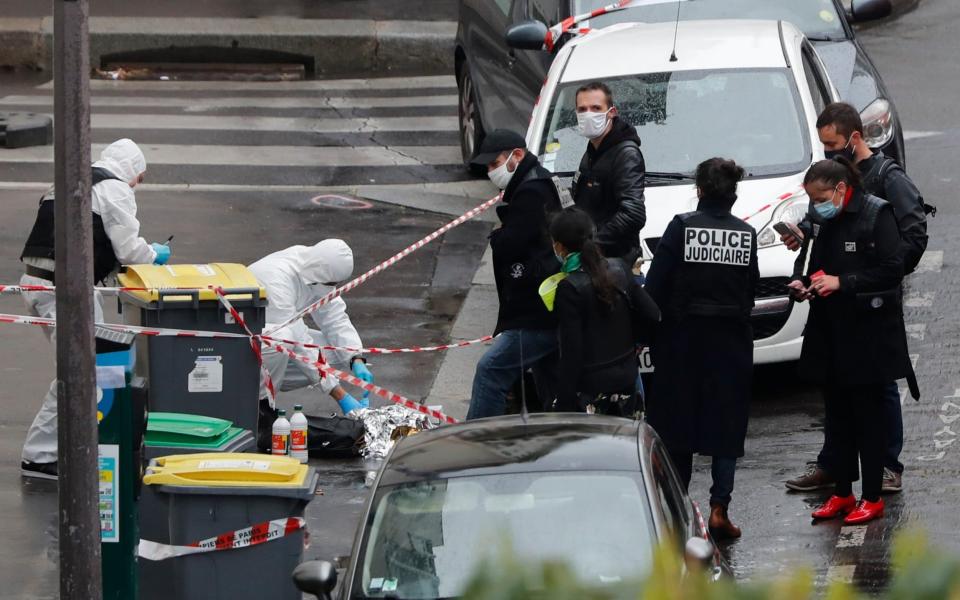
646, 171, 694, 181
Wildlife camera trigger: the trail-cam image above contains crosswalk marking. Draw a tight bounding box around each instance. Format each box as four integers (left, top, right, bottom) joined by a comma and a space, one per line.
915, 250, 944, 274
39, 75, 458, 92
0, 94, 460, 110
0, 144, 460, 168
0, 76, 466, 188
905, 292, 935, 308
906, 323, 927, 341
836, 527, 867, 549
824, 564, 856, 584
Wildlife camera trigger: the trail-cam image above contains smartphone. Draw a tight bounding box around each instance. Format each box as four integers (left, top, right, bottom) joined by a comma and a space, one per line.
772, 222, 796, 237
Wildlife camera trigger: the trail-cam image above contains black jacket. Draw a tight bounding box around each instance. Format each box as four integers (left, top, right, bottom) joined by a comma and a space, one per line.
554, 259, 650, 410
644, 201, 759, 458
859, 151, 928, 273
490, 153, 562, 334
571, 117, 646, 260
795, 189, 911, 386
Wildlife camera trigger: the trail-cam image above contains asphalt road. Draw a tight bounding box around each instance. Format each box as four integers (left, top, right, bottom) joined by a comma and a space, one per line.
0, 1, 957, 597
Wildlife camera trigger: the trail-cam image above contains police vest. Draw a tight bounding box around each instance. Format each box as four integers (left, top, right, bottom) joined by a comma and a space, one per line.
670, 211, 756, 318
20, 167, 123, 284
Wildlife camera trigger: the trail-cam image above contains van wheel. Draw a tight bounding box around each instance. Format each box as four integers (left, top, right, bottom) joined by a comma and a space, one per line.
458, 63, 487, 177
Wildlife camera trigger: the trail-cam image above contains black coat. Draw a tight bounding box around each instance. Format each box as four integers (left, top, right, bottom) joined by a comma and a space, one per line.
554, 259, 654, 410
859, 151, 928, 273
490, 153, 562, 334
571, 117, 646, 260
644, 204, 759, 458
795, 190, 911, 385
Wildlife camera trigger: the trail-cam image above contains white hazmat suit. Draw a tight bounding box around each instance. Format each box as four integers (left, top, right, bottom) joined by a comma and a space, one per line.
249, 239, 363, 408
21, 138, 156, 468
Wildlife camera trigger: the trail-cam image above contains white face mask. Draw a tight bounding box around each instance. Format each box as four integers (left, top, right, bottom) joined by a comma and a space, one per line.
487, 153, 518, 190
577, 109, 612, 139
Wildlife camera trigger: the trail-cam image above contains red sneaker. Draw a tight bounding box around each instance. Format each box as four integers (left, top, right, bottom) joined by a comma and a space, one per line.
844, 498, 885, 525
812, 494, 857, 520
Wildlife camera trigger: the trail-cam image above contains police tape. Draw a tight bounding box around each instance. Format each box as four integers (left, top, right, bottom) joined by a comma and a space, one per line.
138, 517, 305, 562
214, 287, 278, 407
264, 192, 503, 337
259, 336, 458, 424
0, 313, 249, 339
260, 333, 496, 355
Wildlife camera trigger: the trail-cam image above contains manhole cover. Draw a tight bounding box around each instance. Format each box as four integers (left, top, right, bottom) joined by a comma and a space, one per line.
310, 195, 373, 210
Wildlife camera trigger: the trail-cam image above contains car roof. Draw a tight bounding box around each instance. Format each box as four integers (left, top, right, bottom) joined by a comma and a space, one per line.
378, 413, 644, 486
560, 19, 793, 83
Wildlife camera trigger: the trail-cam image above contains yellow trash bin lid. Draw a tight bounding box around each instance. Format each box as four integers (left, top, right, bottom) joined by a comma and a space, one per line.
143, 453, 309, 488
117, 263, 266, 304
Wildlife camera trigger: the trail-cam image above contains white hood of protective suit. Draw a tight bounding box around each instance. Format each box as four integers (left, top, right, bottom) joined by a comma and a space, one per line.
94, 138, 146, 185
298, 239, 354, 286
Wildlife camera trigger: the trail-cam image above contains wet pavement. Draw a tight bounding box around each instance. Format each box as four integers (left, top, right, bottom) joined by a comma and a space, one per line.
0, 0, 959, 596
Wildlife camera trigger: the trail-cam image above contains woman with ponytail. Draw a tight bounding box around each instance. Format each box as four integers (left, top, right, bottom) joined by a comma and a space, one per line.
789, 156, 911, 526
644, 157, 758, 541
548, 208, 658, 416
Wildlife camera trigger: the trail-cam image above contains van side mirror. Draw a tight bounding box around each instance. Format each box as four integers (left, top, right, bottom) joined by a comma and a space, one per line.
505, 20, 549, 51
849, 0, 892, 23
293, 560, 338, 599
684, 537, 715, 571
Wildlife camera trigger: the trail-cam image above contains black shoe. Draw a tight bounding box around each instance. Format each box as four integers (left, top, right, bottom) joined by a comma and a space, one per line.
257, 398, 278, 453
21, 461, 58, 480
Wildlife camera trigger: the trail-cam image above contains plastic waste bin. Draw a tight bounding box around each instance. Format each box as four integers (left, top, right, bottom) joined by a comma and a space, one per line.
96, 328, 146, 600
140, 453, 318, 600
117, 264, 267, 433
140, 414, 256, 600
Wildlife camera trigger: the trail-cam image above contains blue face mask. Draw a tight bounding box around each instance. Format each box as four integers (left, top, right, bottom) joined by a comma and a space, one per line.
813, 188, 842, 219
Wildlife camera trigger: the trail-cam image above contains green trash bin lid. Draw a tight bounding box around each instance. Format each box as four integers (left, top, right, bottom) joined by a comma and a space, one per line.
145, 412, 246, 449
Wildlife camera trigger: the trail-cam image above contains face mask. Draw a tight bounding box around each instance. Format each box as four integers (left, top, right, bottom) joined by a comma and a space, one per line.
813, 187, 842, 219
577, 109, 612, 139
824, 136, 855, 161
487, 153, 518, 190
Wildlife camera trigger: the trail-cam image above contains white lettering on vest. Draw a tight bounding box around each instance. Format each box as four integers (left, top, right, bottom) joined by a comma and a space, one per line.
683, 227, 753, 266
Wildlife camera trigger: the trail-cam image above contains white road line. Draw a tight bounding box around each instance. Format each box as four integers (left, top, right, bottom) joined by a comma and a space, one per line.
75, 113, 460, 132
915, 250, 944, 273
905, 292, 935, 308
836, 527, 868, 549
903, 130, 943, 141
906, 323, 927, 341
0, 94, 458, 110
911, 354, 920, 369
38, 75, 458, 92
825, 564, 857, 584
0, 180, 497, 196
0, 144, 460, 167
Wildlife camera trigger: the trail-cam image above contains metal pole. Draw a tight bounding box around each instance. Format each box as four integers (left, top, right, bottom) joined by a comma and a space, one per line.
53, 0, 102, 598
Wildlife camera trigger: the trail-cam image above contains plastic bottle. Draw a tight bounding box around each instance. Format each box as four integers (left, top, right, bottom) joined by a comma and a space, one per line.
271, 409, 291, 456
290, 404, 309, 463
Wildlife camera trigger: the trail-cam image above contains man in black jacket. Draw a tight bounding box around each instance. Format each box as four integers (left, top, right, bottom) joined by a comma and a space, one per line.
784, 102, 929, 494
571, 82, 646, 263
466, 130, 562, 420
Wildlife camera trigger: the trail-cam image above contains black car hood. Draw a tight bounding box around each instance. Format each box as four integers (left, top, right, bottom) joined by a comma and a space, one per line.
811, 39, 884, 112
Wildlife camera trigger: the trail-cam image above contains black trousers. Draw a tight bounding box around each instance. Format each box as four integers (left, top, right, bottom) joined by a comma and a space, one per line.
669, 450, 737, 507
822, 383, 887, 502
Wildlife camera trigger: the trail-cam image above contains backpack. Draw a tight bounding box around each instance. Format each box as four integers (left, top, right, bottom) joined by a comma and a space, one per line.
307, 414, 365, 458
862, 157, 936, 217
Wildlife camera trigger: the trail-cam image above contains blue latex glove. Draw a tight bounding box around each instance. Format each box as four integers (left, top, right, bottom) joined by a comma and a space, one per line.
151, 243, 171, 265
352, 360, 374, 400
359, 397, 370, 409
338, 394, 362, 415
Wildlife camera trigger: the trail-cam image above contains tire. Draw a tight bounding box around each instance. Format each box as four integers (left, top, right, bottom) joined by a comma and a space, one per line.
457, 62, 487, 177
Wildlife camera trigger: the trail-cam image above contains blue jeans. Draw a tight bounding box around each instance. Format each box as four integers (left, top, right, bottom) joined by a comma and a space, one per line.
818, 380, 903, 474
467, 329, 558, 420
669, 451, 737, 507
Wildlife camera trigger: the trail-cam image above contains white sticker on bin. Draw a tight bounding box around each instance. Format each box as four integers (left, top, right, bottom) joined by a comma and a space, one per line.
188, 356, 223, 393
195, 459, 271, 471
96, 366, 126, 390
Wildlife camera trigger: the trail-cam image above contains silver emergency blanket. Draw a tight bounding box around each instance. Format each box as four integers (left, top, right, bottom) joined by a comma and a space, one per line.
351, 405, 434, 459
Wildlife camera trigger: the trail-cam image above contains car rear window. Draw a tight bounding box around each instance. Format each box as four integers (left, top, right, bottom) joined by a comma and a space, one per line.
573, 0, 847, 41
354, 471, 656, 598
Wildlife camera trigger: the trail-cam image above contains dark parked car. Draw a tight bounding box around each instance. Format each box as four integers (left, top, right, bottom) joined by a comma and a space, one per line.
294, 414, 729, 599
455, 0, 904, 173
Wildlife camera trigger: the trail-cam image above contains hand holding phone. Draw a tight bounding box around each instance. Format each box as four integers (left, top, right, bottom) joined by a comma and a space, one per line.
773, 222, 804, 251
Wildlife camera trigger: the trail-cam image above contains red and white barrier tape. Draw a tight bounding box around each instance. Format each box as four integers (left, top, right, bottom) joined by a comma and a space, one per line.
139, 517, 305, 562
260, 336, 458, 424
264, 193, 502, 336
261, 333, 495, 355
214, 287, 278, 407
0, 312, 249, 339
692, 500, 709, 540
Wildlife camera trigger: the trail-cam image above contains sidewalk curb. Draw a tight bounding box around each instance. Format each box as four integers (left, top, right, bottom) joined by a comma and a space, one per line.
0, 17, 456, 77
